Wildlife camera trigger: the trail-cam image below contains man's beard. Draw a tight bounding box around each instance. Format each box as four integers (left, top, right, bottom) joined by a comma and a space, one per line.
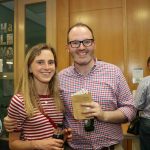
74, 57, 93, 66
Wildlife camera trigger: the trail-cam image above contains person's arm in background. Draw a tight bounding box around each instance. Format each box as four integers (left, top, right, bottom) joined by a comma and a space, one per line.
134, 77, 148, 110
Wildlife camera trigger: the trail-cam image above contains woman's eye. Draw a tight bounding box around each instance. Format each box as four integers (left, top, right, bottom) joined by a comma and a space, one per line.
37, 61, 44, 64
36, 60, 55, 65
48, 60, 55, 65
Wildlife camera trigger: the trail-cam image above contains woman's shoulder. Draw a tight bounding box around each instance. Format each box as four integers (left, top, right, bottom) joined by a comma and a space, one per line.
11, 93, 24, 104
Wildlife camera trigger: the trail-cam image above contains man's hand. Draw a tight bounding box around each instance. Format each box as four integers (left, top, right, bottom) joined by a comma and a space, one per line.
3, 116, 17, 132
81, 101, 104, 120
81, 102, 127, 123
64, 128, 72, 142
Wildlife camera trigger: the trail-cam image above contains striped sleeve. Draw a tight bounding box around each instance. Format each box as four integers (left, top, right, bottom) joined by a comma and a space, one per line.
8, 94, 27, 131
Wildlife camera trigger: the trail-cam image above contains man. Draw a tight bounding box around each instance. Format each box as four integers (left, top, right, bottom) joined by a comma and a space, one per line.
4, 23, 136, 150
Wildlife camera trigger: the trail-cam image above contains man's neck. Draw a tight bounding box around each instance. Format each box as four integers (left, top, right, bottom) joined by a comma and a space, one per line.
74, 59, 95, 75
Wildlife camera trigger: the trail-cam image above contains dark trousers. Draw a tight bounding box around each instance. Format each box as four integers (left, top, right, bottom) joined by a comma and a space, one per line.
139, 117, 150, 150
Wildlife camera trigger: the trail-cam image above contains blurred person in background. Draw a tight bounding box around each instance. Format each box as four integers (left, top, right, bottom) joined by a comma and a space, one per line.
134, 75, 150, 150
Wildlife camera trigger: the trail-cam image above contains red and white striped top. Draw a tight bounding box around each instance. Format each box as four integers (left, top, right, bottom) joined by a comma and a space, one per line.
8, 94, 63, 140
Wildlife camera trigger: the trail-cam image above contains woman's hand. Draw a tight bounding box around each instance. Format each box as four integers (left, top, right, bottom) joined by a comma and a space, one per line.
9, 133, 65, 150
33, 138, 64, 150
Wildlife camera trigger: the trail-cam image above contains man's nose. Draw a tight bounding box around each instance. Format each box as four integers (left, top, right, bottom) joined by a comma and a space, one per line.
79, 42, 85, 49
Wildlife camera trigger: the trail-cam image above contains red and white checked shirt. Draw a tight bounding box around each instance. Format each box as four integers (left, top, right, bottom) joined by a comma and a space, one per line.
59, 60, 136, 150
8, 94, 63, 140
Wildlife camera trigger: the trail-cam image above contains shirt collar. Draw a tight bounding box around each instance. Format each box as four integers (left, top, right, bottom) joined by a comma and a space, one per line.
72, 58, 98, 76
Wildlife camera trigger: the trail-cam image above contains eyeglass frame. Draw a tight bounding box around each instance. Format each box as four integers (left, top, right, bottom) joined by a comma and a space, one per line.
68, 39, 94, 48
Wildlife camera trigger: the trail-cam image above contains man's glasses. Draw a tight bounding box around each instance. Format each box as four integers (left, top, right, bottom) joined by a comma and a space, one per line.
68, 39, 94, 48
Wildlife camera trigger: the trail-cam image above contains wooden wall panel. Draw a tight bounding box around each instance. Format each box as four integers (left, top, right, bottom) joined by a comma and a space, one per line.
70, 0, 122, 12
56, 0, 70, 71
69, 0, 124, 71
126, 0, 150, 90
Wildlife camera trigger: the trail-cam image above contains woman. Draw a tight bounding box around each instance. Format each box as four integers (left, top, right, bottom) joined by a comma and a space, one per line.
8, 43, 71, 150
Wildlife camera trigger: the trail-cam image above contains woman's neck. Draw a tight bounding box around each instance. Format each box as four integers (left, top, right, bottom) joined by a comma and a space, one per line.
36, 83, 49, 95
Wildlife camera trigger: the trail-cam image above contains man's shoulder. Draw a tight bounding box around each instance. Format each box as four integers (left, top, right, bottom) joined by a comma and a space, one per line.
59, 66, 73, 76
97, 61, 121, 72
143, 75, 150, 79
140, 75, 150, 84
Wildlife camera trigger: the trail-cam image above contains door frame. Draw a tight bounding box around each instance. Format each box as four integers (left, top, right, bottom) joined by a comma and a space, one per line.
14, 0, 56, 87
